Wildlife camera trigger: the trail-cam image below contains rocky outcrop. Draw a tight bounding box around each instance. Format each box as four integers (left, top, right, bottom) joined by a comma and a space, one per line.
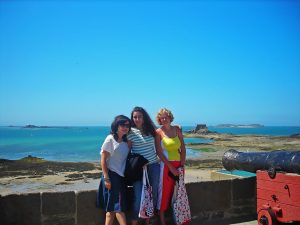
215, 124, 264, 128
187, 124, 212, 134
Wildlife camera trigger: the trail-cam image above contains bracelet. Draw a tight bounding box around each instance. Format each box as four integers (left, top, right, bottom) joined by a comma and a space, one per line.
104, 177, 110, 182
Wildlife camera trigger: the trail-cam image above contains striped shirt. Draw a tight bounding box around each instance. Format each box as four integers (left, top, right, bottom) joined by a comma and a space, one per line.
127, 128, 158, 164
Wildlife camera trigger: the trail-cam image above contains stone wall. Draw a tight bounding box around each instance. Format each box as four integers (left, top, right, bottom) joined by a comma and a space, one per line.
0, 177, 256, 225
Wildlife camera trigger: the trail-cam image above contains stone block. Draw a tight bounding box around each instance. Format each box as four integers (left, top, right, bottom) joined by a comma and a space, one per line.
41, 191, 76, 225
186, 180, 231, 212
231, 177, 256, 200
225, 205, 257, 220
76, 190, 104, 225
42, 214, 75, 225
0, 193, 41, 225
232, 198, 256, 208
211, 210, 224, 219
189, 211, 210, 224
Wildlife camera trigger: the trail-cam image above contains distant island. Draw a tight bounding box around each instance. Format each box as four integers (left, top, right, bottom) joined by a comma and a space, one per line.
23, 125, 51, 128
22, 125, 70, 129
214, 124, 264, 128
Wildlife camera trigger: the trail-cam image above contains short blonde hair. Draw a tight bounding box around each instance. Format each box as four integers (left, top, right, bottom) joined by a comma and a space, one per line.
156, 108, 174, 125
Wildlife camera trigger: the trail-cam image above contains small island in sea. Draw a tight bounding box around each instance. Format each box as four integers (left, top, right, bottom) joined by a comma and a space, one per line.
214, 124, 264, 128
22, 124, 71, 129
23, 124, 51, 128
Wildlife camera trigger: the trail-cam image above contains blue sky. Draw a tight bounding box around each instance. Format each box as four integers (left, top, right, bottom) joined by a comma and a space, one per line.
0, 0, 299, 126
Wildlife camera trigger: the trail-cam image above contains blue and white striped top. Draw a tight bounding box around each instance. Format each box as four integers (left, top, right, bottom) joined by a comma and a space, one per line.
127, 128, 158, 164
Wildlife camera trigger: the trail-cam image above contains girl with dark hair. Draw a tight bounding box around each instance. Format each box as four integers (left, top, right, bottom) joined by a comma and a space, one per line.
98, 115, 131, 225
130, 106, 156, 136
128, 107, 160, 225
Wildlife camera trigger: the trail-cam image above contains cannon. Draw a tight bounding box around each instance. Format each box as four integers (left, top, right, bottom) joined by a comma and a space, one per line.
222, 149, 300, 175
222, 149, 300, 225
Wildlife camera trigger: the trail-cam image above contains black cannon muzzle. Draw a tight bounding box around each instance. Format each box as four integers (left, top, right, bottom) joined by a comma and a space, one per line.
222, 149, 300, 174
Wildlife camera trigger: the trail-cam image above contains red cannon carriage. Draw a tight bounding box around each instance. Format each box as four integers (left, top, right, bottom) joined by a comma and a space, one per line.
256, 170, 300, 225
222, 149, 300, 225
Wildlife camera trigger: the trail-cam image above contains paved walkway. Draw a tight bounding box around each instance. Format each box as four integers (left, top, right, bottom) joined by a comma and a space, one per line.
228, 220, 258, 225
203, 218, 258, 225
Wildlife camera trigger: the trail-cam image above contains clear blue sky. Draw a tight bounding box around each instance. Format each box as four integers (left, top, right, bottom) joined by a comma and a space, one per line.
1, 0, 299, 126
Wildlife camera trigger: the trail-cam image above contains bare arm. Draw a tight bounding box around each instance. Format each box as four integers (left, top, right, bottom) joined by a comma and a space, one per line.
155, 130, 179, 176
177, 127, 186, 166
127, 140, 132, 150
101, 151, 111, 190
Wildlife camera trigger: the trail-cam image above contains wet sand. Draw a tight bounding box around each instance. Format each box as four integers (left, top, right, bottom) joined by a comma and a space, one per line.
0, 157, 218, 195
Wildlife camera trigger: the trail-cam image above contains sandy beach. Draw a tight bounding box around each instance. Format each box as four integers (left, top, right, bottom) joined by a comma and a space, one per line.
1, 132, 299, 196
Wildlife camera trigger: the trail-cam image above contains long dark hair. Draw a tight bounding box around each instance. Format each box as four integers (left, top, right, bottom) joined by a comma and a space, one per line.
130, 106, 156, 137
110, 115, 131, 142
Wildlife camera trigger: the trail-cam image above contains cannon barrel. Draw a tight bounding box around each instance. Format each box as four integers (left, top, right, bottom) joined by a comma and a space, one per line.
222, 149, 300, 174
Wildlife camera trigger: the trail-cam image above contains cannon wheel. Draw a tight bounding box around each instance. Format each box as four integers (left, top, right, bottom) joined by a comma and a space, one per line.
258, 208, 277, 225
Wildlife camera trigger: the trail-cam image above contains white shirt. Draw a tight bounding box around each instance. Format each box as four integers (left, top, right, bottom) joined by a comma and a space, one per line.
100, 134, 129, 177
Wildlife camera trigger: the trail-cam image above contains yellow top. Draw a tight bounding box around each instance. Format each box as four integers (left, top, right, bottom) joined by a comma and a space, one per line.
161, 135, 181, 161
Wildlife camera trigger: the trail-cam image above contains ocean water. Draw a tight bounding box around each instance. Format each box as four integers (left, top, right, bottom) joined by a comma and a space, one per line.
0, 126, 106, 162
217, 169, 256, 177
0, 126, 203, 162
0, 126, 299, 162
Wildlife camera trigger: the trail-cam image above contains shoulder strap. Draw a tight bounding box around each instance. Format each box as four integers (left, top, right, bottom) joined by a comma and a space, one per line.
143, 166, 150, 185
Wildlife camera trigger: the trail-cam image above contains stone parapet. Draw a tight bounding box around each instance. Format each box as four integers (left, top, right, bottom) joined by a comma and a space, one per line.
0, 177, 256, 225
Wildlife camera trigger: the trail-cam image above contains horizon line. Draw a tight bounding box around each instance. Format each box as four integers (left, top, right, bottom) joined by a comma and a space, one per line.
1, 124, 300, 127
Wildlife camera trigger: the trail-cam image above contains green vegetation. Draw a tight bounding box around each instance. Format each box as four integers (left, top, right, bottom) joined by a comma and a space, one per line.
198, 148, 218, 152
185, 159, 222, 169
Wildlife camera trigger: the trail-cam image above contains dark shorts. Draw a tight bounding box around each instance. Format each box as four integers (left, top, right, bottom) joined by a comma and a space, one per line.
97, 170, 127, 212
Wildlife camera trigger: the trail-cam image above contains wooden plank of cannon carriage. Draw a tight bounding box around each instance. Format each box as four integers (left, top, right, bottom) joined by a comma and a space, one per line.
256, 172, 300, 203
256, 170, 300, 185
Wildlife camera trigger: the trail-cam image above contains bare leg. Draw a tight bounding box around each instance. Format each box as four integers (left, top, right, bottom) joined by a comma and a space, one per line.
105, 212, 116, 225
115, 212, 127, 225
145, 218, 150, 225
159, 211, 165, 225
131, 219, 138, 225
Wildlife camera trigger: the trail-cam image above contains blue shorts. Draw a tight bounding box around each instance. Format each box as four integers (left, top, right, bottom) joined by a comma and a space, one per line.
131, 162, 160, 219
97, 170, 127, 212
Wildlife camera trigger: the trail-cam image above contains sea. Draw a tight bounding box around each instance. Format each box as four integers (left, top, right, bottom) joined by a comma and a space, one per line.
0, 126, 299, 162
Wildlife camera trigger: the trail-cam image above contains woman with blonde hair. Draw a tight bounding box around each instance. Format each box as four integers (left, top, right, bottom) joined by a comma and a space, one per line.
155, 108, 186, 225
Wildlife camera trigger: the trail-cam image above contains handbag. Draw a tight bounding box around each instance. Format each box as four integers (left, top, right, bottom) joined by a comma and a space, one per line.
125, 153, 148, 185
172, 167, 191, 225
138, 166, 154, 218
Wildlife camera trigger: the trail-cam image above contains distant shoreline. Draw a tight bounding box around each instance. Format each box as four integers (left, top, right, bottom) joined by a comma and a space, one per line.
3, 124, 300, 129
23, 125, 71, 129
213, 124, 264, 128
